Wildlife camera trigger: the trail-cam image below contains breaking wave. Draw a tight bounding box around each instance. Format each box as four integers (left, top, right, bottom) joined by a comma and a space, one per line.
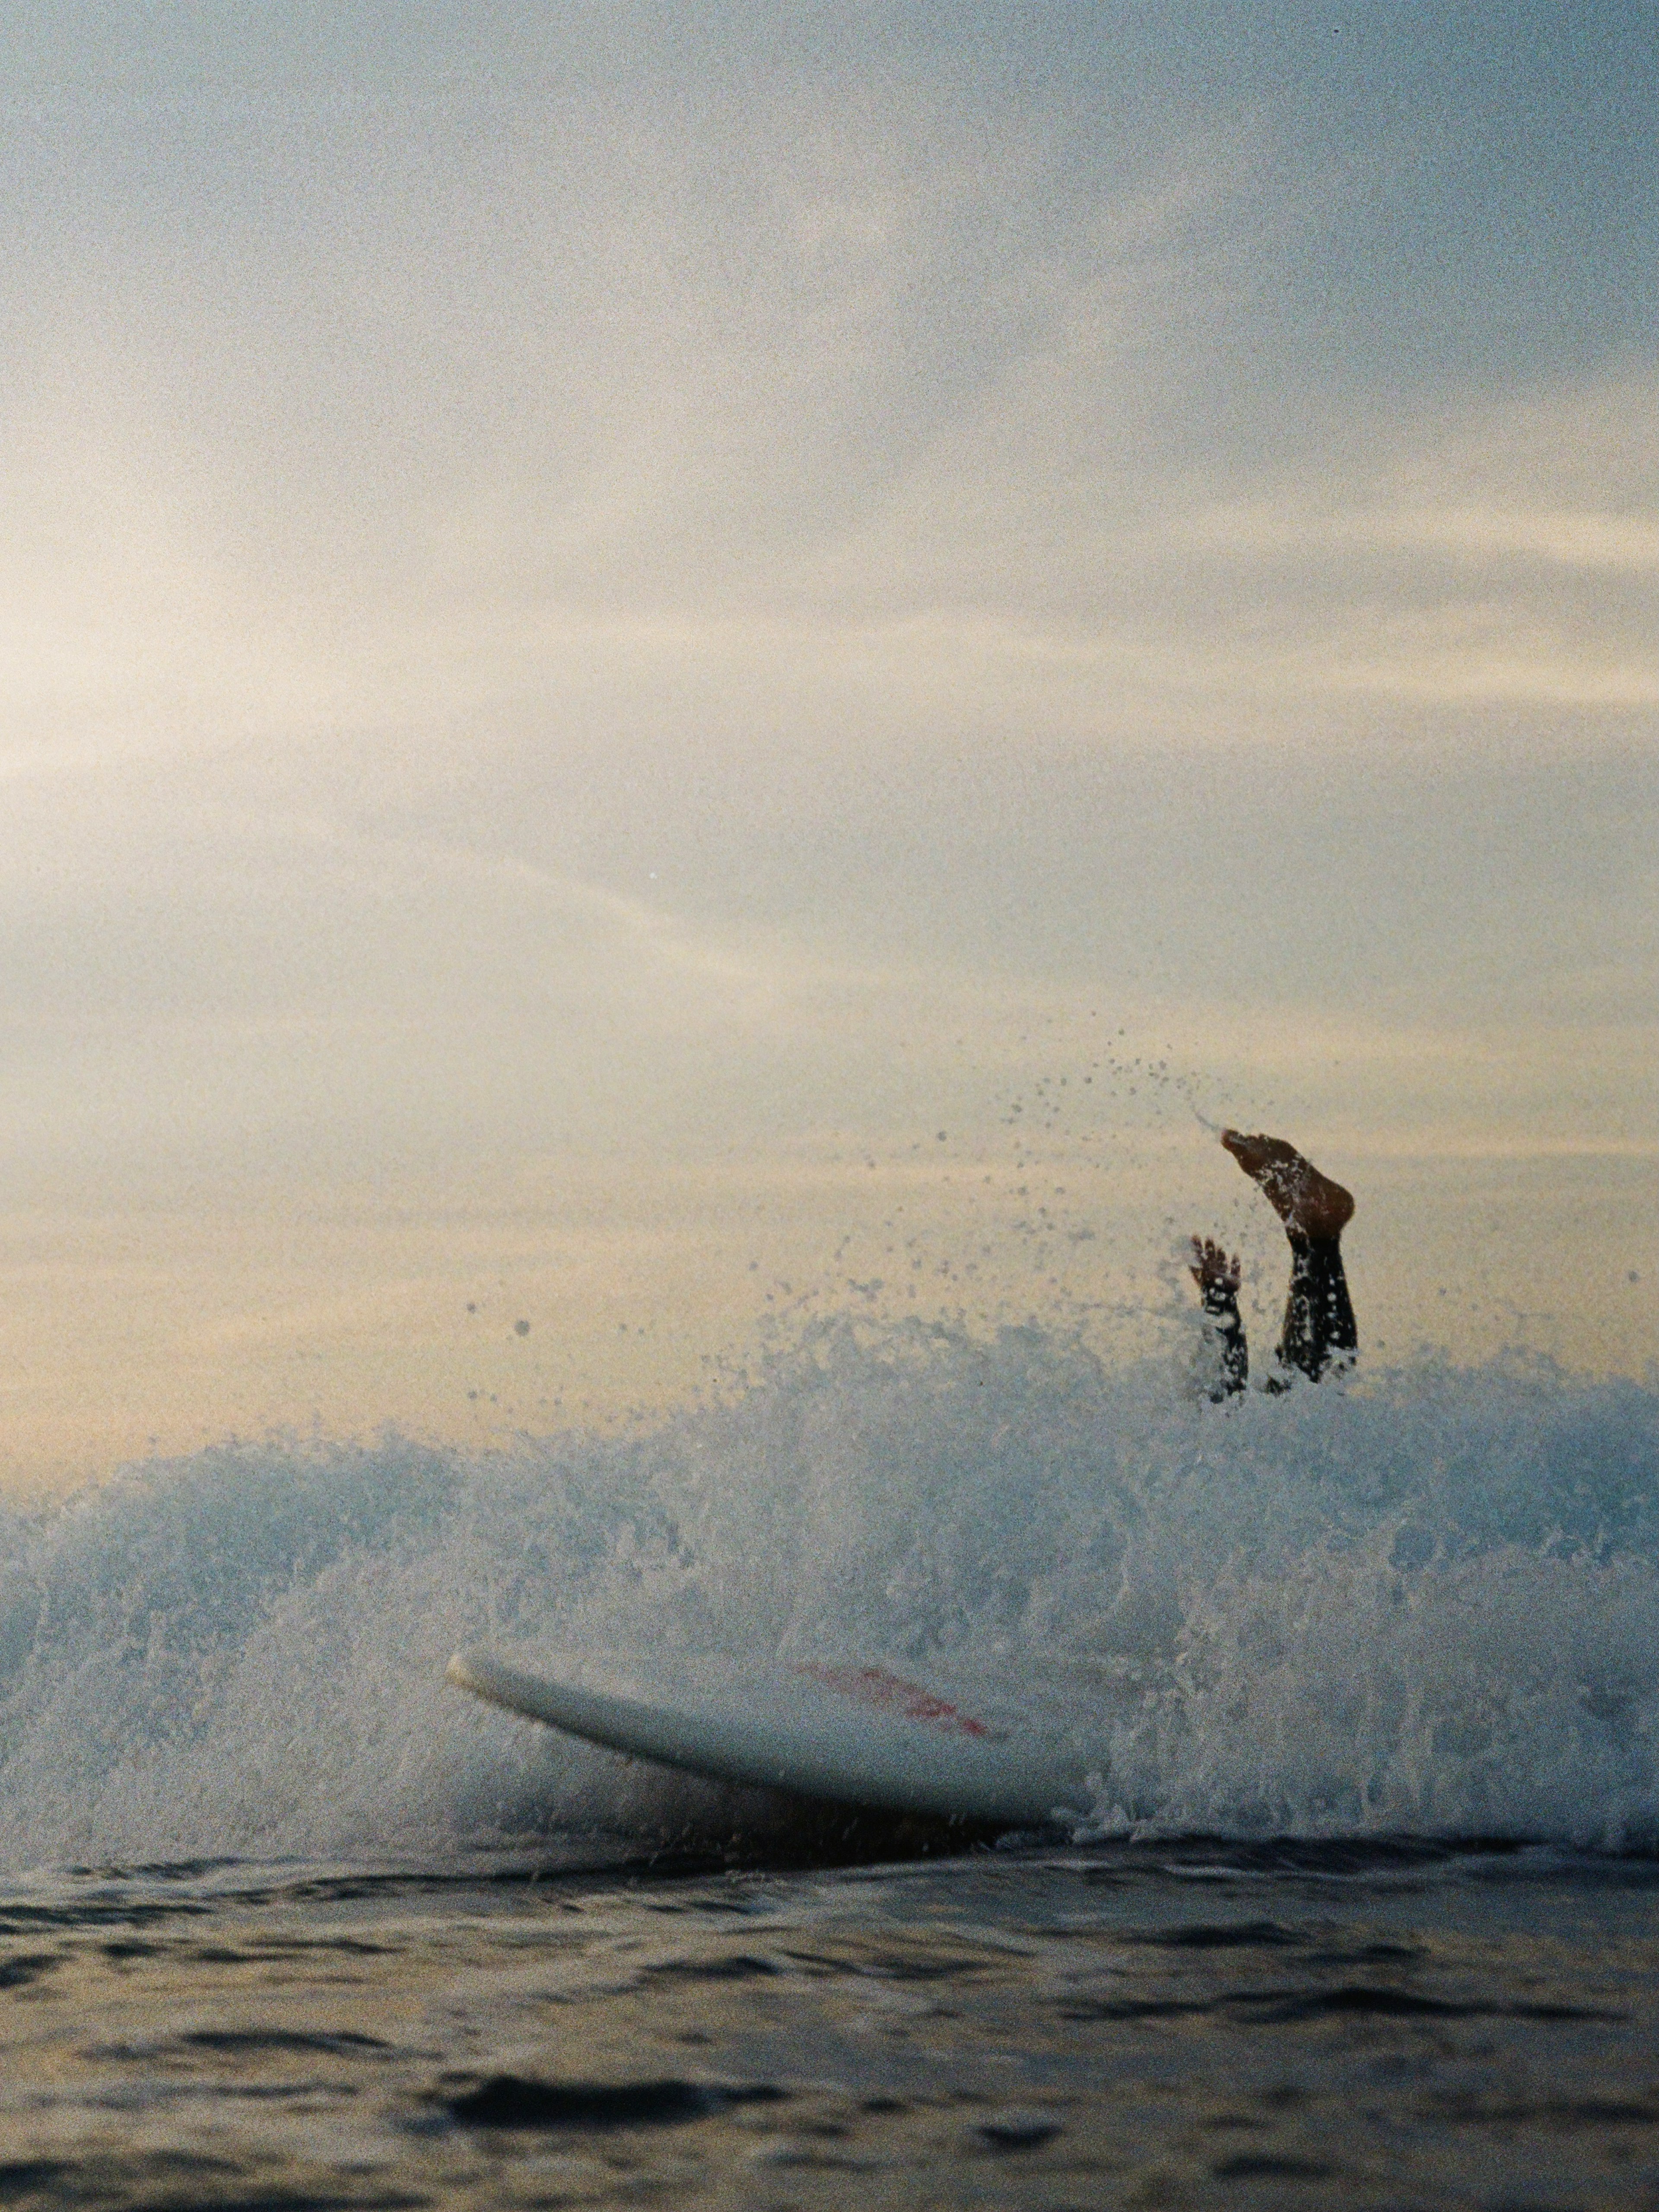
0, 1317, 1655, 1868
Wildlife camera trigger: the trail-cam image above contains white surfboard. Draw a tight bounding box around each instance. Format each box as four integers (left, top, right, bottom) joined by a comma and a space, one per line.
446, 1647, 1096, 1827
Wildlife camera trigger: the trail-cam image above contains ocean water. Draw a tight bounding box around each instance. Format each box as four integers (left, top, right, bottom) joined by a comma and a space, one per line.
2, 1318, 1657, 2206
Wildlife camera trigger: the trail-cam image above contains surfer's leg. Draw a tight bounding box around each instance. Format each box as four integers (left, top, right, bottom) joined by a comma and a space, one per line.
1190, 1237, 1248, 1399
1219, 1131, 1357, 1385
1276, 1231, 1357, 1383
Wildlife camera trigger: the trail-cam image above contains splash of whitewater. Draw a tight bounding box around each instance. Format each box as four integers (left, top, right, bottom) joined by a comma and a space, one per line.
0, 1317, 1655, 1868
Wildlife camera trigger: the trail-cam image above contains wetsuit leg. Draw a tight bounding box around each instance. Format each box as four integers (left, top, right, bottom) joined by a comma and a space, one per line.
1200, 1283, 1249, 1400
1276, 1232, 1357, 1383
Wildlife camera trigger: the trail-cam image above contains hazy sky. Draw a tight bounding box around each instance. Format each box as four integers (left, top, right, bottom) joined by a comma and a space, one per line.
1, 3, 1654, 1484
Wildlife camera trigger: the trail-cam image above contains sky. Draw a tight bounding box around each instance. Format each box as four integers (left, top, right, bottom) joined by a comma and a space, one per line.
0, 2, 1654, 1487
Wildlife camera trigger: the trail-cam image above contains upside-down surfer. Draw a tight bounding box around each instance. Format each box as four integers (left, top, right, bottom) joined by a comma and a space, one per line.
1190, 1130, 1357, 1397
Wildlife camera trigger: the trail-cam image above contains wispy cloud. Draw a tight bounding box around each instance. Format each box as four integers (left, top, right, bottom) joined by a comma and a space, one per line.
0, 10, 1652, 1449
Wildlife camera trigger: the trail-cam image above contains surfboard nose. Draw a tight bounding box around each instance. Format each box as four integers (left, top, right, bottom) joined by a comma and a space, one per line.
446, 1649, 534, 1715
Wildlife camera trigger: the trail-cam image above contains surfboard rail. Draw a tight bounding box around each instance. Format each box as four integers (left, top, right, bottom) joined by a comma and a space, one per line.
446, 1647, 1093, 1827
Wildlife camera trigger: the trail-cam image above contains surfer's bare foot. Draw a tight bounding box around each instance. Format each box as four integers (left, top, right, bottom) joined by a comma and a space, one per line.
1190, 1236, 1242, 1303
1221, 1131, 1354, 1239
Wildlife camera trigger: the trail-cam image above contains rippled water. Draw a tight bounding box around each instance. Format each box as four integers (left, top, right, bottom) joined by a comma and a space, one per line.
4, 1839, 1659, 2208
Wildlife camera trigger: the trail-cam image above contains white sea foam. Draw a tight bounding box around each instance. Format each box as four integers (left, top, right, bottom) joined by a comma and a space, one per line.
0, 1317, 1654, 1869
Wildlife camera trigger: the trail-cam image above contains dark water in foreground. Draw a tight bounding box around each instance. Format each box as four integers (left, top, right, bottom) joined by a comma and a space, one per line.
4, 1837, 1658, 2211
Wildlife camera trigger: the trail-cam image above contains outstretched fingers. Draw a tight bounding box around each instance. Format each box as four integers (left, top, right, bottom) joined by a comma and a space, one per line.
1190, 1235, 1242, 1300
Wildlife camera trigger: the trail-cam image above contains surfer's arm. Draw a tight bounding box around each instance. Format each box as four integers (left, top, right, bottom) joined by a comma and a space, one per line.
1190, 1238, 1248, 1400
1201, 1287, 1249, 1400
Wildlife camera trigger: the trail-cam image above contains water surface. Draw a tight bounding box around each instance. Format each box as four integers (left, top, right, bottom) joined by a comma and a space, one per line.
3, 1838, 1657, 2208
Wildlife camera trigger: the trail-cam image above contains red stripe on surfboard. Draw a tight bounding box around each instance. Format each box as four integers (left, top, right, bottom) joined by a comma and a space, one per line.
791, 1663, 1005, 1741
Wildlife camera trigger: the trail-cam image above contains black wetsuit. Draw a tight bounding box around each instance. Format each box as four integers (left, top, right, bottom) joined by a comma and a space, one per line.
1201, 1231, 1356, 1398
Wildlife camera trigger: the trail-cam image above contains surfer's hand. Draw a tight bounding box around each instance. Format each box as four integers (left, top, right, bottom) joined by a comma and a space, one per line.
1190, 1237, 1242, 1306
